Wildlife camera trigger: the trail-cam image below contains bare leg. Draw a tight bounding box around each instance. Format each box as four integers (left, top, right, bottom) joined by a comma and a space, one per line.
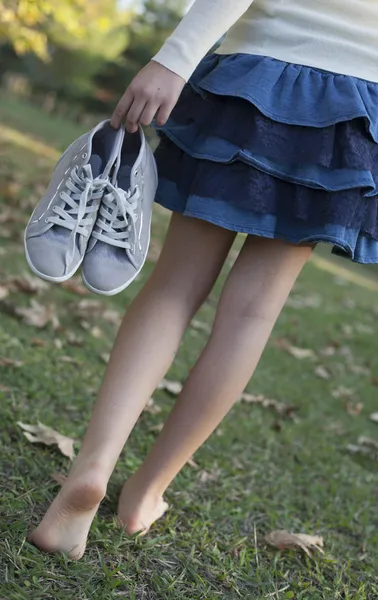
118, 236, 312, 533
30, 214, 236, 558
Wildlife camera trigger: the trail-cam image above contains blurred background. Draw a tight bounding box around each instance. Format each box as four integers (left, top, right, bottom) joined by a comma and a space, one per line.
0, 0, 186, 123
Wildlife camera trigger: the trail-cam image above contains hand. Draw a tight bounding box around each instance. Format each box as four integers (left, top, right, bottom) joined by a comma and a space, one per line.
110, 61, 186, 133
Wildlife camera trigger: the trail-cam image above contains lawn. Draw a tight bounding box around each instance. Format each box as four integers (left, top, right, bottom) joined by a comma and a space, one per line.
0, 93, 377, 600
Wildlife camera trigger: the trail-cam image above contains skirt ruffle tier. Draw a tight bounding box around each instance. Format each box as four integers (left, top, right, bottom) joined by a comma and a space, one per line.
154, 53, 378, 263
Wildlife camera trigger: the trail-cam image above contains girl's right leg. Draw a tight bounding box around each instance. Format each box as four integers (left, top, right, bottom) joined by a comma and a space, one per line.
30, 214, 236, 559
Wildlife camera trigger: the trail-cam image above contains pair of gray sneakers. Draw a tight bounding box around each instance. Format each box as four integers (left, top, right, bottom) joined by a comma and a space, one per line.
24, 120, 158, 295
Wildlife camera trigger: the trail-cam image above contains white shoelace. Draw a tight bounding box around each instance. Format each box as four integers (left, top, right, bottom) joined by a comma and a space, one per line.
91, 182, 140, 252
47, 165, 108, 267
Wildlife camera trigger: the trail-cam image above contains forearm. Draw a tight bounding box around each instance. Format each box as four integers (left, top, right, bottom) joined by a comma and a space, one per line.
153, 0, 254, 81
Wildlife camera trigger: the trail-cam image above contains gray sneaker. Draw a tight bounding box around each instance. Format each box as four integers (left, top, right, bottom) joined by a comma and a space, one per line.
82, 127, 158, 295
24, 120, 123, 282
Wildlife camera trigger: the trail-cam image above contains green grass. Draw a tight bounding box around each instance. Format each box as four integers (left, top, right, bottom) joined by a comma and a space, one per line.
0, 93, 377, 600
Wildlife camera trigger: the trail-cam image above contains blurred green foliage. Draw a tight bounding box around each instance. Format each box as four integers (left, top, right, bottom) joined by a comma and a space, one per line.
0, 0, 186, 115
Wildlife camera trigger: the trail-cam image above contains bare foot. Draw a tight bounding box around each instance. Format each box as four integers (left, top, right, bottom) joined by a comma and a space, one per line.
117, 477, 169, 535
29, 467, 106, 559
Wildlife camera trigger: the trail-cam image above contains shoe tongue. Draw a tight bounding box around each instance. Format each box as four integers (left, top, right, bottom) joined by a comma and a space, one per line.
116, 164, 132, 192
88, 154, 102, 178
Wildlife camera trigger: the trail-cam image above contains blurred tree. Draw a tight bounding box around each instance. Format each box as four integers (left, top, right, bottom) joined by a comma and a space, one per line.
0, 0, 130, 61
96, 0, 186, 106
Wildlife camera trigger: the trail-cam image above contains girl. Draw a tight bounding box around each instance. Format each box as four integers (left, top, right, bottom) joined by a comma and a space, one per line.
30, 0, 378, 558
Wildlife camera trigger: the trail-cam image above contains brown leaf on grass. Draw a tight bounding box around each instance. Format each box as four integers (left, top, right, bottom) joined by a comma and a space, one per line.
372, 377, 378, 386
0, 357, 23, 367
157, 379, 183, 395
59, 355, 80, 365
144, 398, 162, 415
187, 456, 199, 469
51, 472, 67, 486
265, 530, 324, 558
7, 275, 49, 294
0, 285, 9, 300
149, 423, 164, 433
17, 421, 75, 460
191, 319, 211, 334
348, 364, 371, 376
347, 437, 378, 459
332, 386, 354, 399
90, 326, 103, 339
61, 277, 90, 296
275, 338, 316, 360
240, 393, 297, 420
65, 332, 83, 347
370, 413, 378, 424
30, 337, 48, 347
198, 467, 221, 484
15, 300, 59, 329
345, 401, 364, 416
103, 309, 122, 327
315, 366, 331, 380
0, 385, 11, 392
320, 345, 338, 357
100, 352, 110, 364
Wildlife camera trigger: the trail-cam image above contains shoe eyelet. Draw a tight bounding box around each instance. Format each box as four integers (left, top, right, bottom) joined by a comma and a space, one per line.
60, 192, 64, 198
45, 217, 49, 223
82, 153, 88, 159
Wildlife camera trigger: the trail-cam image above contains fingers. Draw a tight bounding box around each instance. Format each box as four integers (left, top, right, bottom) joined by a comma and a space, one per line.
125, 98, 148, 133
110, 89, 133, 129
139, 101, 161, 127
155, 102, 172, 127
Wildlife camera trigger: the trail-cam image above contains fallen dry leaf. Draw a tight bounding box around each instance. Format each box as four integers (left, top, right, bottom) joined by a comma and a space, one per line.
198, 467, 221, 484
241, 393, 297, 420
370, 413, 378, 424
191, 319, 211, 334
265, 530, 324, 558
320, 345, 338, 357
345, 401, 363, 416
347, 436, 378, 459
15, 300, 59, 329
332, 386, 354, 399
315, 366, 331, 380
90, 326, 103, 339
30, 337, 48, 347
61, 277, 89, 296
7, 274, 48, 295
100, 352, 110, 364
144, 398, 162, 415
157, 379, 183, 395
0, 385, 11, 392
348, 364, 371, 376
0, 285, 9, 300
187, 456, 199, 469
54, 338, 63, 350
65, 332, 83, 347
59, 355, 80, 365
103, 309, 122, 326
0, 357, 23, 367
149, 423, 164, 433
17, 421, 75, 460
275, 338, 316, 360
51, 472, 67, 486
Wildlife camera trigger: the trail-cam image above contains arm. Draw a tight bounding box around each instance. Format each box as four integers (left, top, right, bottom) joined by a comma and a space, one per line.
111, 0, 254, 131
153, 0, 255, 82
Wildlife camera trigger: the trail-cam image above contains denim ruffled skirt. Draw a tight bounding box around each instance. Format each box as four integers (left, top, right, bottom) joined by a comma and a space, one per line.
154, 53, 378, 263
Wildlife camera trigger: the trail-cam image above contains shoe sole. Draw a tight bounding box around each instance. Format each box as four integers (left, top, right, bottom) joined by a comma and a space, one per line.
24, 229, 83, 284
81, 215, 152, 296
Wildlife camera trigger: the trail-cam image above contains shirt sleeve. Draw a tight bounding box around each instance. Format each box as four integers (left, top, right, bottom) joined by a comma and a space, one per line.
152, 0, 255, 81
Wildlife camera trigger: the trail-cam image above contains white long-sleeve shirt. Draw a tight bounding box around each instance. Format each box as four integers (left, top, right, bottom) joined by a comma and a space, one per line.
153, 0, 378, 83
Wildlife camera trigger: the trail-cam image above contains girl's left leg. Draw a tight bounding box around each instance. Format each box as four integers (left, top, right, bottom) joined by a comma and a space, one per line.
117, 235, 313, 533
